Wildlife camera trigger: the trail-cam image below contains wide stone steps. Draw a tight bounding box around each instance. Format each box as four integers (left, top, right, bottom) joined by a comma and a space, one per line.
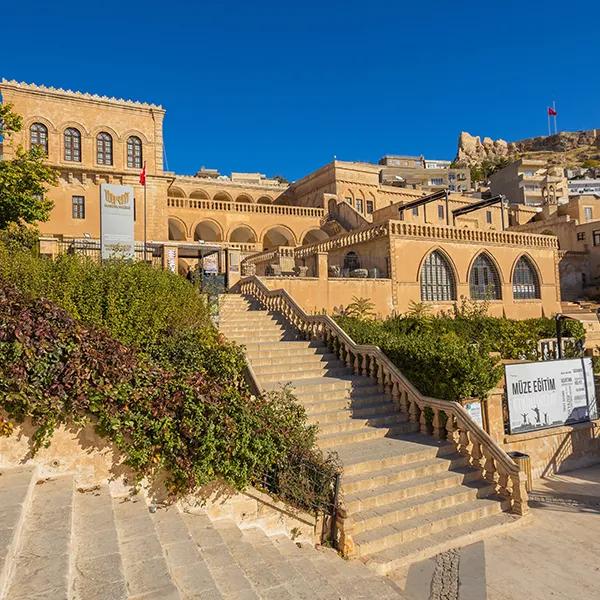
353, 496, 506, 557
0, 466, 404, 599
219, 293, 519, 577
342, 458, 475, 498
348, 480, 497, 535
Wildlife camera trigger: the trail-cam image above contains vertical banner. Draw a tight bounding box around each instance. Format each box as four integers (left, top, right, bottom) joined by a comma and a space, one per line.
100, 184, 135, 260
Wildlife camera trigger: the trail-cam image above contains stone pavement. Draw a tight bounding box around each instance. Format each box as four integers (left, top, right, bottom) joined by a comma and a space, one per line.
392, 465, 600, 600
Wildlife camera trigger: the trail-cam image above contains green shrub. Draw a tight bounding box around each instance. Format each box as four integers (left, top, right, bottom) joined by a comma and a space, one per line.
0, 282, 337, 509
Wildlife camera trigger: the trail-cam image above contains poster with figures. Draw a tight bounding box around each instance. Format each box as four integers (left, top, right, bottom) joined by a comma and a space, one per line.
505, 357, 597, 434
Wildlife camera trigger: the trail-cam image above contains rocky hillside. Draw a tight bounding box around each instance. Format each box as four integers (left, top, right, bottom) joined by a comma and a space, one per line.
455, 129, 600, 169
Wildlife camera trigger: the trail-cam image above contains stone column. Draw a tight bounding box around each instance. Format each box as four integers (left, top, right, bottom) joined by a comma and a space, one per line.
316, 252, 328, 280
228, 249, 241, 289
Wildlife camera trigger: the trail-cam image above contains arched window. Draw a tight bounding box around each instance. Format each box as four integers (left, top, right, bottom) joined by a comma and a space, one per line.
513, 256, 540, 299
343, 251, 360, 271
127, 136, 142, 168
470, 254, 502, 300
96, 132, 113, 165
30, 123, 48, 154
420, 251, 456, 301
64, 128, 81, 162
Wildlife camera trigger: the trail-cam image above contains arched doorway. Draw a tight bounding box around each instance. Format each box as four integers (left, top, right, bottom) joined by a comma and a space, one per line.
262, 226, 295, 250
168, 218, 187, 241
194, 220, 223, 242
301, 229, 328, 245
229, 225, 258, 244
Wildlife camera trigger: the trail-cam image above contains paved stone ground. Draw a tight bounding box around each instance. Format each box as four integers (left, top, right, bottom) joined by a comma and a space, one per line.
394, 465, 600, 600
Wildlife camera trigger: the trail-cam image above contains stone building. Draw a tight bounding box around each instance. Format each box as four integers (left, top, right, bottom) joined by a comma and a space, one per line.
0, 79, 562, 318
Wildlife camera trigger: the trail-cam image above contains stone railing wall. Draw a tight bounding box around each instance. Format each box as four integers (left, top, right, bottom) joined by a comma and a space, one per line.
238, 276, 529, 541
388, 221, 559, 249
167, 197, 325, 218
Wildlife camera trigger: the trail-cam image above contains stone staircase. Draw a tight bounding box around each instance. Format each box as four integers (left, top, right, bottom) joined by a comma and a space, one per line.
0, 466, 403, 599
220, 294, 519, 575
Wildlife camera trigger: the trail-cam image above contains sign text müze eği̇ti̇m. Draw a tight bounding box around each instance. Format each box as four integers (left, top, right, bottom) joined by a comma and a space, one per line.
100, 184, 135, 260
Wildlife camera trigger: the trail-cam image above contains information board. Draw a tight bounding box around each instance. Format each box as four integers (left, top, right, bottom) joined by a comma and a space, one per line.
505, 357, 597, 434
100, 184, 135, 260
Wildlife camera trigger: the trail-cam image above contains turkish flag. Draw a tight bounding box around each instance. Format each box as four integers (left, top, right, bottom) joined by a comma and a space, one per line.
548, 107, 557, 116
139, 161, 146, 186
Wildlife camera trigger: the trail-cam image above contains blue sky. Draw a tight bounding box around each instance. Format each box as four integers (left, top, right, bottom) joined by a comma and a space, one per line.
3, 0, 599, 180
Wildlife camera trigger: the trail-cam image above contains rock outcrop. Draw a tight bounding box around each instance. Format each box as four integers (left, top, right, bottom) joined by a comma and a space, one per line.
456, 129, 600, 167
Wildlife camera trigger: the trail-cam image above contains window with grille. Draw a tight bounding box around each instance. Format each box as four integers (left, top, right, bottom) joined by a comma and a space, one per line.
96, 132, 113, 165
356, 198, 364, 213
64, 128, 81, 162
127, 136, 143, 168
584, 207, 593, 222
513, 256, 540, 299
438, 205, 444, 220
72, 196, 85, 219
30, 123, 48, 154
593, 230, 600, 246
577, 232, 585, 241
420, 251, 456, 301
470, 254, 501, 300
412, 207, 419, 216
343, 251, 360, 271
366, 200, 374, 214
486, 210, 492, 224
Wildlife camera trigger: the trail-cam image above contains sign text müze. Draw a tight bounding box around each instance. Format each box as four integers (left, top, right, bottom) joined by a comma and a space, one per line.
100, 184, 135, 260
505, 357, 597, 435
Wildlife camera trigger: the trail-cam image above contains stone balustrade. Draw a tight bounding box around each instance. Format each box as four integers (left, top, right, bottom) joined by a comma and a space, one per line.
167, 197, 325, 218
238, 275, 529, 517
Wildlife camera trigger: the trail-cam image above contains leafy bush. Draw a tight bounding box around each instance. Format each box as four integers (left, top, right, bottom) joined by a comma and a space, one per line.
0, 244, 211, 354
336, 305, 585, 401
0, 282, 337, 509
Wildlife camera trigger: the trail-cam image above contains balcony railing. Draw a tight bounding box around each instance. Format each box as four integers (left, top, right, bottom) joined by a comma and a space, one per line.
167, 197, 325, 218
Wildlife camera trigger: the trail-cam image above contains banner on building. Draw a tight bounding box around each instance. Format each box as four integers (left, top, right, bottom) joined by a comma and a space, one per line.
505, 357, 597, 434
100, 184, 135, 260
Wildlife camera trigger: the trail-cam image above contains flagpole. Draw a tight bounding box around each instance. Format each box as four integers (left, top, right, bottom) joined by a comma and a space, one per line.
547, 110, 551, 137
553, 100, 558, 134
143, 161, 147, 263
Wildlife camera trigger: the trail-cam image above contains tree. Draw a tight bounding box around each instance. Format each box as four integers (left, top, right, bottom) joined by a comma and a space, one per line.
0, 103, 57, 229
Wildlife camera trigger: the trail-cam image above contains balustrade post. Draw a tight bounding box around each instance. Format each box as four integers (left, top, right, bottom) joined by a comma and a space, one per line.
511, 473, 529, 515
409, 398, 419, 425
384, 370, 392, 397
419, 402, 429, 435
445, 412, 459, 449
497, 470, 510, 499
432, 408, 443, 440
470, 439, 484, 474
353, 353, 360, 375
483, 448, 497, 487
399, 390, 409, 415
345, 345, 354, 370
458, 426, 471, 457
376, 364, 384, 392
361, 354, 368, 377
369, 355, 377, 381
391, 381, 400, 407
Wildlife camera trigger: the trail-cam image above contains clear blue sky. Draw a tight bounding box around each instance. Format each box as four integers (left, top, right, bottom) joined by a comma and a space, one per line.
3, 0, 599, 180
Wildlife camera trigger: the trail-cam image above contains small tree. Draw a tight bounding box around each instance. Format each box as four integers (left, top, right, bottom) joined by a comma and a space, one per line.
0, 103, 57, 229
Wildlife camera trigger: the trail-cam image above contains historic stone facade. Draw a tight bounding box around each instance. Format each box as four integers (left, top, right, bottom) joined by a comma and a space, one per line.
0, 79, 563, 317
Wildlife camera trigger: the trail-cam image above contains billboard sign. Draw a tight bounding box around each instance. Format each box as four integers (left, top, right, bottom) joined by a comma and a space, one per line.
505, 357, 597, 434
100, 184, 135, 260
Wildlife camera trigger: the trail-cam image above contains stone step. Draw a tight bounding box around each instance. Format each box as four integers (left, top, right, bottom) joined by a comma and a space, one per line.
264, 375, 379, 395
300, 389, 384, 411
349, 480, 496, 535
72, 485, 128, 600
0, 467, 36, 598
181, 511, 259, 598
251, 358, 345, 376
343, 456, 474, 500
314, 410, 409, 437
354, 496, 506, 557
317, 421, 418, 449
112, 495, 181, 599
150, 505, 223, 598
364, 512, 519, 575
256, 366, 353, 385
220, 319, 287, 331
250, 352, 338, 368
335, 435, 455, 477
5, 475, 74, 600
241, 340, 327, 353
308, 399, 401, 422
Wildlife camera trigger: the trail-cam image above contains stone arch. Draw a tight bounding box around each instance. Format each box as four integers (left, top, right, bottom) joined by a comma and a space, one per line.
91, 125, 121, 142
262, 225, 296, 250
120, 128, 151, 144
168, 186, 186, 198
301, 228, 328, 245
59, 120, 90, 137
213, 191, 233, 202
168, 217, 187, 241
235, 194, 254, 203
229, 225, 258, 244
468, 251, 503, 300
419, 248, 457, 302
194, 219, 223, 242
511, 254, 542, 299
24, 115, 58, 134
257, 196, 273, 204
189, 189, 210, 200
